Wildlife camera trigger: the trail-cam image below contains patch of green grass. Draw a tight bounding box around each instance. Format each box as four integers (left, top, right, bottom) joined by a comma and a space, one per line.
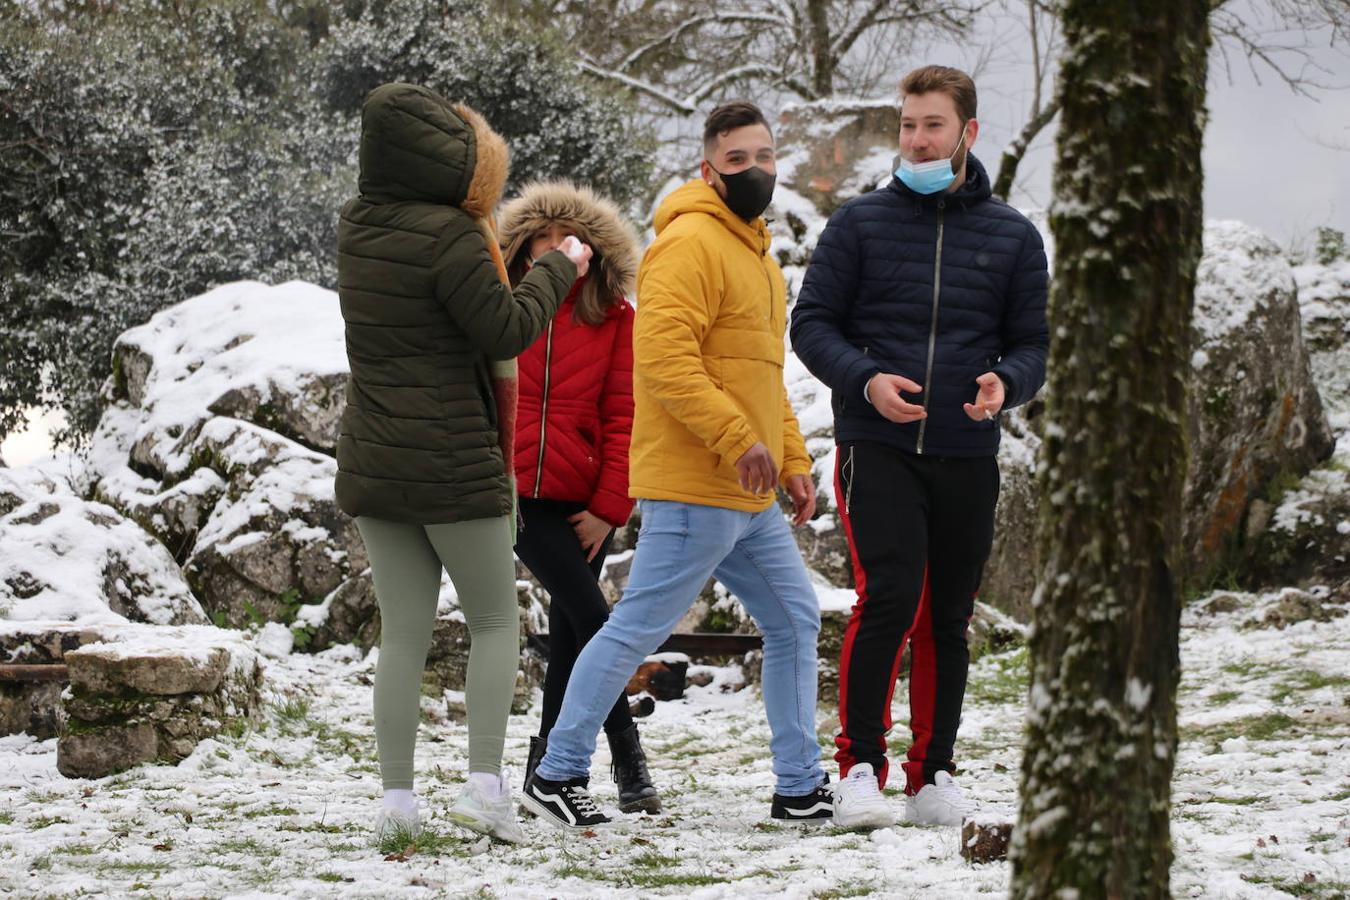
92, 859, 168, 878
1209, 795, 1263, 806
1309, 831, 1336, 843
1269, 669, 1350, 704
23, 789, 61, 804
1185, 711, 1301, 745
1219, 660, 1283, 680
316, 872, 349, 883
28, 816, 70, 830
556, 862, 609, 881
213, 837, 269, 855
814, 882, 876, 899
631, 850, 680, 868
242, 805, 299, 819
965, 646, 1029, 706
1328, 788, 1350, 802
274, 696, 313, 727
29, 854, 52, 871
1241, 874, 1348, 897
0, 811, 13, 826
1207, 690, 1241, 706
276, 820, 352, 834
655, 733, 709, 756
624, 871, 735, 888
55, 843, 98, 856
375, 823, 467, 858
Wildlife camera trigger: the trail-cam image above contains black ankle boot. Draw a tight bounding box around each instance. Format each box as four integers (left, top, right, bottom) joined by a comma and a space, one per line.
607, 724, 662, 814
525, 735, 547, 786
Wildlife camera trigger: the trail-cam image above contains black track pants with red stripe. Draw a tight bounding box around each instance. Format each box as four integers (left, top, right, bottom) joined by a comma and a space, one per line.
833, 440, 999, 795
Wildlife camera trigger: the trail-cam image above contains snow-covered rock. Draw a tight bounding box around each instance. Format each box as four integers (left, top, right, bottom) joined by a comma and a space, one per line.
1185, 221, 1335, 582
0, 480, 204, 628
109, 280, 348, 465
1247, 259, 1350, 591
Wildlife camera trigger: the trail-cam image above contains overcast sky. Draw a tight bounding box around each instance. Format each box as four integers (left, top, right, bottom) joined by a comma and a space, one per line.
913, 1, 1350, 253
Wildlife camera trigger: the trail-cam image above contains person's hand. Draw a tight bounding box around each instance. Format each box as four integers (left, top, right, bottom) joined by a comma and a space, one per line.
735, 442, 778, 495
558, 235, 593, 279
963, 372, 1006, 422
867, 373, 927, 424
567, 510, 611, 563
785, 474, 816, 526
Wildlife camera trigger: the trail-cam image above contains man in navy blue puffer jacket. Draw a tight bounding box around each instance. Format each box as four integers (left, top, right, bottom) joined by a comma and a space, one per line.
790, 65, 1048, 831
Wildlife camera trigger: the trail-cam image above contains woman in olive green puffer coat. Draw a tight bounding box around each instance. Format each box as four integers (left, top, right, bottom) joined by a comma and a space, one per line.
335, 82, 592, 846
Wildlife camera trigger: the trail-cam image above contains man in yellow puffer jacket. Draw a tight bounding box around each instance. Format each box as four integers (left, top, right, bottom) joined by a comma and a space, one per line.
523, 102, 832, 830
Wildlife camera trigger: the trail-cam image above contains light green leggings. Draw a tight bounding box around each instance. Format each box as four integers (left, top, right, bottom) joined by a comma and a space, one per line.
356, 515, 520, 790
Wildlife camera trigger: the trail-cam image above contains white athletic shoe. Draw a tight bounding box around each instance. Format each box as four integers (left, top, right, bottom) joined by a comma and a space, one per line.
832, 763, 896, 830
447, 773, 527, 844
904, 771, 975, 826
373, 801, 423, 848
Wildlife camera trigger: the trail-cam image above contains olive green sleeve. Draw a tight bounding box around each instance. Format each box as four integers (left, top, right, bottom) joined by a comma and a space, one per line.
434, 223, 576, 359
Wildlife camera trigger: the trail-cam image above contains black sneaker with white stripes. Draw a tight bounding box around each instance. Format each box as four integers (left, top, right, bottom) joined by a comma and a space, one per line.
521, 773, 614, 829
771, 776, 834, 823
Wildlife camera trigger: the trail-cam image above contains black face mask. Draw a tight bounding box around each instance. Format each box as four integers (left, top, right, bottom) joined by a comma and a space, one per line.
709, 163, 776, 221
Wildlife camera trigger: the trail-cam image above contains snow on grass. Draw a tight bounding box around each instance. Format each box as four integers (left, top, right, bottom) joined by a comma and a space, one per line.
1, 589, 1346, 897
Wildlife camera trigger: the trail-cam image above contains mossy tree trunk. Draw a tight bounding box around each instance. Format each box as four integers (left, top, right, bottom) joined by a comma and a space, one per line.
1010, 2, 1211, 898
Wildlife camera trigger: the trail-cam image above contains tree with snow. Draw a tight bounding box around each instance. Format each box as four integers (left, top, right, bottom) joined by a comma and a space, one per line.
1010, 1, 1211, 896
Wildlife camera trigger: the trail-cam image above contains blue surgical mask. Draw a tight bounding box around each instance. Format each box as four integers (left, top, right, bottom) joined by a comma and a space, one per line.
896, 126, 968, 195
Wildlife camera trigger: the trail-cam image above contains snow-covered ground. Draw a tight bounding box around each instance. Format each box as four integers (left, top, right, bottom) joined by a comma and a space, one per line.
1, 586, 1346, 898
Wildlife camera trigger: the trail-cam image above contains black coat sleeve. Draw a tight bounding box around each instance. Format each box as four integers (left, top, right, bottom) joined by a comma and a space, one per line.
789, 203, 881, 401
992, 222, 1049, 409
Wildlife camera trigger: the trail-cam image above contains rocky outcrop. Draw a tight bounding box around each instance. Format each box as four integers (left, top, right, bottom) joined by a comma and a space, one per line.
1244, 259, 1350, 591
56, 626, 263, 778
1185, 222, 1335, 584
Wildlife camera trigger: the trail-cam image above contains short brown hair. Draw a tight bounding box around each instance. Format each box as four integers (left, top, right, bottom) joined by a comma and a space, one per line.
900, 65, 977, 123
703, 101, 772, 155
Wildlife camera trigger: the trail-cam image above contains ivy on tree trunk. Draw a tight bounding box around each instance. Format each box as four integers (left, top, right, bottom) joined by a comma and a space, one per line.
1011, 2, 1211, 897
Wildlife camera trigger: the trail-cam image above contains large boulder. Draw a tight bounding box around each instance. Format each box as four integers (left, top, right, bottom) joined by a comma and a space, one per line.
109, 280, 348, 462
1245, 259, 1350, 591
90, 281, 380, 650
1184, 222, 1335, 583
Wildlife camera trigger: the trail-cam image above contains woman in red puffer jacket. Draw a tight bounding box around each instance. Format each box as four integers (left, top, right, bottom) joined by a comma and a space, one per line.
498, 181, 660, 814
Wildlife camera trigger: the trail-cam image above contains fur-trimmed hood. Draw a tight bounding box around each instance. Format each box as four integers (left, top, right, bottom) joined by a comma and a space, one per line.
498, 181, 641, 308
357, 83, 508, 218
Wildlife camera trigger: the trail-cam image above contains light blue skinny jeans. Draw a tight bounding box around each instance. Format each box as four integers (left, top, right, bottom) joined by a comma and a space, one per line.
536, 499, 826, 796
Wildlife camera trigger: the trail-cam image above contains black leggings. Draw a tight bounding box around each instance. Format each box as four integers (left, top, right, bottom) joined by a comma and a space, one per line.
515, 497, 632, 738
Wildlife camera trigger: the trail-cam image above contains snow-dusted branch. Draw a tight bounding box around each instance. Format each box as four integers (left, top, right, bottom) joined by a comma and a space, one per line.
616, 11, 790, 73
577, 59, 699, 115
991, 93, 1061, 200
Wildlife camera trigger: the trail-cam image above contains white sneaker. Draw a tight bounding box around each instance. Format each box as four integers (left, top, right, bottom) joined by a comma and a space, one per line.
373, 802, 423, 848
904, 771, 975, 826
832, 763, 895, 829
447, 772, 527, 844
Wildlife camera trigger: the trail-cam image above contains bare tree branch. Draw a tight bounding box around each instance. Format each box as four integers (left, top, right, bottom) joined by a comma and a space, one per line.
617, 11, 789, 73
578, 59, 699, 115
991, 93, 1061, 200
